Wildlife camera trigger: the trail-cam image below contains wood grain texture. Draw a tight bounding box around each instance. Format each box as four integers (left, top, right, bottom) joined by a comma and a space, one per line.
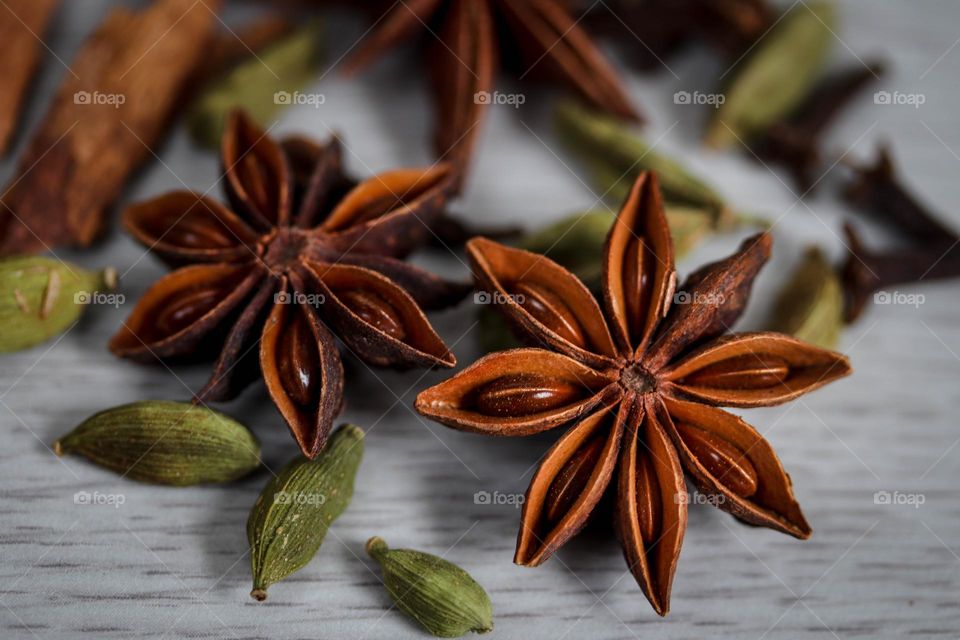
0, 1, 959, 638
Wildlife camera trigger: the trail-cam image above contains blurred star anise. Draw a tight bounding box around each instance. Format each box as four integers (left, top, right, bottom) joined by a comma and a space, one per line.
111, 110, 466, 458
343, 0, 641, 185
416, 172, 851, 615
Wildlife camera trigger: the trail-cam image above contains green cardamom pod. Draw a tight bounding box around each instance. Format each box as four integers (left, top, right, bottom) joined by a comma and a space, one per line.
248, 424, 364, 601
366, 537, 493, 638
0, 257, 117, 353
706, 1, 835, 149
767, 246, 843, 349
54, 400, 261, 485
189, 23, 323, 147
556, 101, 738, 224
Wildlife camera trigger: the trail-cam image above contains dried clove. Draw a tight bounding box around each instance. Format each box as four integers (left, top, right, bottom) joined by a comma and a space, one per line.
843, 145, 957, 244
588, 0, 773, 70
841, 223, 960, 322
757, 61, 885, 192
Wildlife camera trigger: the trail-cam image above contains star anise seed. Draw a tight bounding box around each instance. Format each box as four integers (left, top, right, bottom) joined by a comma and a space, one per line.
111, 110, 469, 458
416, 171, 851, 615
343, 0, 641, 186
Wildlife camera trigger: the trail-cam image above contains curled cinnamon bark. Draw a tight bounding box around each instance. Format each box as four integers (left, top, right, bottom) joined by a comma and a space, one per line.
0, 0, 222, 255
0, 0, 59, 155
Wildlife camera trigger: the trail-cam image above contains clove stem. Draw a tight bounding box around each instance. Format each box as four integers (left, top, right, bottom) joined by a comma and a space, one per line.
758, 61, 885, 192
841, 223, 960, 321
844, 145, 957, 243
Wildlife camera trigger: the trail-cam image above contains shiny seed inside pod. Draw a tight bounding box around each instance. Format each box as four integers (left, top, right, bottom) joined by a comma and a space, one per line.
544, 434, 605, 524
635, 453, 662, 544
675, 422, 758, 497
512, 280, 588, 349
239, 153, 275, 217
278, 310, 320, 406
469, 373, 583, 417
682, 354, 790, 390
339, 290, 406, 341
170, 215, 236, 249
623, 236, 655, 339
155, 288, 221, 336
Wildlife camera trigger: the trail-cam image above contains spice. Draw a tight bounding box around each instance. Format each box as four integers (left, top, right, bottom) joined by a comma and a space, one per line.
840, 146, 960, 321
519, 208, 713, 286
0, 0, 59, 154
0, 257, 117, 353
767, 247, 843, 349
844, 145, 957, 244
248, 424, 363, 601
757, 62, 885, 192
54, 401, 261, 485
589, 0, 773, 70
557, 101, 732, 223
343, 0, 640, 187
479, 207, 715, 353
366, 537, 494, 637
0, 0, 222, 255
841, 223, 960, 322
706, 1, 834, 149
429, 215, 523, 249
189, 24, 323, 148
109, 110, 465, 459
416, 172, 851, 615
199, 16, 295, 81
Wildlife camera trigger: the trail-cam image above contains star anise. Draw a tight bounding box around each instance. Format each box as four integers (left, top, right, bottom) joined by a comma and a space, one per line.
343, 0, 641, 185
110, 110, 467, 458
416, 172, 851, 615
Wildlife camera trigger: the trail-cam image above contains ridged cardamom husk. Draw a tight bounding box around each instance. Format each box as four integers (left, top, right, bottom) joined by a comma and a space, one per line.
706, 1, 835, 148
768, 246, 843, 349
54, 400, 261, 485
248, 424, 364, 601
556, 101, 744, 226
366, 537, 493, 638
189, 23, 323, 147
0, 256, 117, 353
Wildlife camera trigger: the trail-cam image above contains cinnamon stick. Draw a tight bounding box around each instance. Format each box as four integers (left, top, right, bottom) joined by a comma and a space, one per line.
0, 0, 59, 154
200, 15, 295, 80
0, 0, 222, 255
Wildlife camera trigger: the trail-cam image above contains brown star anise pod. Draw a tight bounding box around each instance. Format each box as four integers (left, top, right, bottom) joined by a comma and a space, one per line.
110, 110, 467, 458
416, 172, 851, 615
343, 0, 641, 185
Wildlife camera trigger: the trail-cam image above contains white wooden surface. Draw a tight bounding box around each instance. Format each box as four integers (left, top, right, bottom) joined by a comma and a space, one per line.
2, 1, 959, 638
